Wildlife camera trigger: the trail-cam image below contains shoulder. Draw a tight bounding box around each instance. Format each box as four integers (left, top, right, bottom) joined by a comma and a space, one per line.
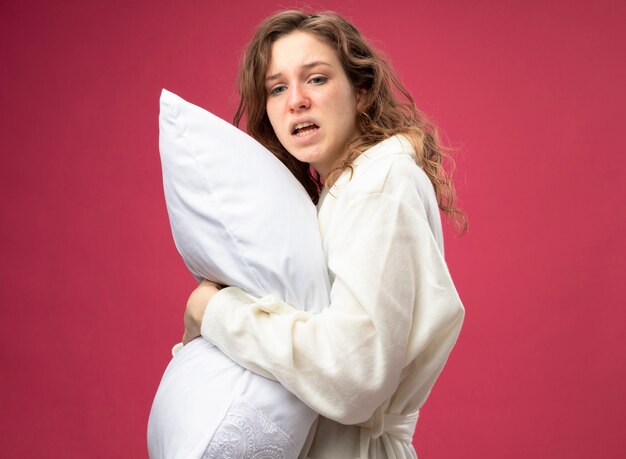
328, 135, 444, 251
332, 135, 435, 205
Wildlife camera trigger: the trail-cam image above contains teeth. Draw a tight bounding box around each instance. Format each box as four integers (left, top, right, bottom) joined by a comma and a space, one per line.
295, 122, 314, 130
293, 121, 318, 136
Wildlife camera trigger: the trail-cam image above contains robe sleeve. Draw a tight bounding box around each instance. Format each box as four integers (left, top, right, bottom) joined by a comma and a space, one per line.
200, 190, 464, 425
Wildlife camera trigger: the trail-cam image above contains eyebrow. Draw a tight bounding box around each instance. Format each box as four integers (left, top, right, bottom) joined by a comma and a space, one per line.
265, 61, 332, 82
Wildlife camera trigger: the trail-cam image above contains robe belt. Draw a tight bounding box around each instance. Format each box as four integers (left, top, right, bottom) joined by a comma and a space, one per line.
356, 407, 419, 458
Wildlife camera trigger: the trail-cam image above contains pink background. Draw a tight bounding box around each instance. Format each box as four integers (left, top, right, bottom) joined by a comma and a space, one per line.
1, 0, 624, 457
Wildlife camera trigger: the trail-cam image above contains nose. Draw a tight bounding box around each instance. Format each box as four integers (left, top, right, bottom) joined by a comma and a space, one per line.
287, 84, 310, 112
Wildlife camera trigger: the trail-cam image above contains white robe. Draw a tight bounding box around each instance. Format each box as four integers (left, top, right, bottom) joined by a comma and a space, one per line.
201, 135, 465, 458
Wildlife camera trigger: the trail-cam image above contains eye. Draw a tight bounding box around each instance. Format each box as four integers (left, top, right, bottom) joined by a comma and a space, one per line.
309, 76, 327, 85
269, 85, 286, 96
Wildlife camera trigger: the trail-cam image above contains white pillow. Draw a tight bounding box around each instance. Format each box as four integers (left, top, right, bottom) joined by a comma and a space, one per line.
148, 89, 330, 459
158, 88, 330, 307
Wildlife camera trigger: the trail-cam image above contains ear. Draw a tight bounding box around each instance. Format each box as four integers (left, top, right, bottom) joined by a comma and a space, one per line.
356, 87, 367, 112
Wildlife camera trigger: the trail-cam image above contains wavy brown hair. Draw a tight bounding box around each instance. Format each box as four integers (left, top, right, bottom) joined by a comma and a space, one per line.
234, 10, 467, 234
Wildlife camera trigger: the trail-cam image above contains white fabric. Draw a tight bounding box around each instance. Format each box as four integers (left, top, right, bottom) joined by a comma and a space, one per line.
148, 89, 331, 458
201, 135, 465, 458
357, 408, 419, 459
156, 89, 330, 304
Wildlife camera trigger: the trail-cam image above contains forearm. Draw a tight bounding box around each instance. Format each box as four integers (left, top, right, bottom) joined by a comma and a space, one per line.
202, 285, 404, 423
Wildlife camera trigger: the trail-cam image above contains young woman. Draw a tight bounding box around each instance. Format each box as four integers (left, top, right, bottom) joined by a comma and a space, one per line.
184, 10, 466, 458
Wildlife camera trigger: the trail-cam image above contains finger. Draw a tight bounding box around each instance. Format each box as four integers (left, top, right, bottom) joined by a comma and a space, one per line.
200, 279, 222, 289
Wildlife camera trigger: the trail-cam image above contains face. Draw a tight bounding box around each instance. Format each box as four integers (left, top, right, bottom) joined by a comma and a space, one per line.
264, 31, 363, 179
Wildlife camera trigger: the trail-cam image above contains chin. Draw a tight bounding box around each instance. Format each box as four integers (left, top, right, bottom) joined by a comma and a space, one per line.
287, 146, 323, 165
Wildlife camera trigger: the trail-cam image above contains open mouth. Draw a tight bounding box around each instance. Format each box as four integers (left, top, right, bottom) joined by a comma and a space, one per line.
292, 122, 319, 137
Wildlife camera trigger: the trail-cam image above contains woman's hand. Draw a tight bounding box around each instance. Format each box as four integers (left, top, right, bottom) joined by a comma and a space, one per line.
183, 279, 222, 345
